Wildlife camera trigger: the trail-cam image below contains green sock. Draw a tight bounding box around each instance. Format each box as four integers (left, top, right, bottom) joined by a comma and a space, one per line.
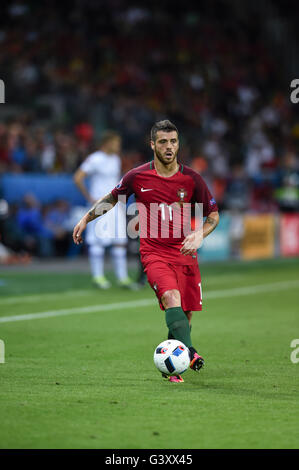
165, 307, 192, 348
168, 323, 191, 339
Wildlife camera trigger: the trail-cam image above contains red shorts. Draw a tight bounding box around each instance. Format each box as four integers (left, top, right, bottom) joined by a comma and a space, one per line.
143, 260, 202, 312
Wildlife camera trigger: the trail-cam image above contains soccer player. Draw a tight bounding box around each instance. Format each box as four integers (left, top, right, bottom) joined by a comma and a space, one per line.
73, 121, 219, 382
73, 130, 133, 289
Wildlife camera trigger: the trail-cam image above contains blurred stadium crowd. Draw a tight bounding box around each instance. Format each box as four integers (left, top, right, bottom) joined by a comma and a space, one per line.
0, 0, 299, 260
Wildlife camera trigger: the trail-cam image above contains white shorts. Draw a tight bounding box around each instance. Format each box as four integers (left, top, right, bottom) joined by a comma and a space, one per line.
86, 203, 127, 247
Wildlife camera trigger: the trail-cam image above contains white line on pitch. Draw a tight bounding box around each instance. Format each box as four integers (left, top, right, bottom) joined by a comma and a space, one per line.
0, 289, 94, 305
0, 279, 298, 324
0, 299, 155, 323
204, 279, 299, 299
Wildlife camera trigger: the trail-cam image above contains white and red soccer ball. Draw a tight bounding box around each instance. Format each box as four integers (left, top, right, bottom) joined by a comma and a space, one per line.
153, 339, 190, 376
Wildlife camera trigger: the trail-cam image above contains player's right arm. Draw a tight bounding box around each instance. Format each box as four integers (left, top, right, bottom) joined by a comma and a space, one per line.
73, 168, 95, 204
72, 192, 116, 244
73, 166, 135, 245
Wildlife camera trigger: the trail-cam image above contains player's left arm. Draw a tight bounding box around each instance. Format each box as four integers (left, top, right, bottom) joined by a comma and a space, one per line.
203, 211, 220, 238
181, 211, 219, 256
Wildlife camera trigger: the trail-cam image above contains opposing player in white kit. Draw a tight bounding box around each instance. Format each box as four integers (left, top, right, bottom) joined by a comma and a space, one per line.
74, 131, 133, 289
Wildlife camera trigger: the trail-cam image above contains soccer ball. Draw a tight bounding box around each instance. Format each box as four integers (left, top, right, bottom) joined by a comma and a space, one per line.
153, 339, 190, 376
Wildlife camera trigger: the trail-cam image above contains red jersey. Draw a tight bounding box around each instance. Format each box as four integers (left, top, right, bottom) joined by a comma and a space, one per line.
111, 161, 218, 265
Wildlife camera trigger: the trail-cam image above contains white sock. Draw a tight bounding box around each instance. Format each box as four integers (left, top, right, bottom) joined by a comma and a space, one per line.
88, 245, 105, 279
111, 246, 128, 281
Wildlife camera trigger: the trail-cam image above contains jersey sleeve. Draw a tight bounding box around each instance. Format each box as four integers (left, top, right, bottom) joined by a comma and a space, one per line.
192, 173, 218, 217
111, 169, 135, 201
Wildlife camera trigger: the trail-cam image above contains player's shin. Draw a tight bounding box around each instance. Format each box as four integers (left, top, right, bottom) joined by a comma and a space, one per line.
165, 307, 192, 348
168, 323, 191, 339
111, 245, 128, 281
89, 245, 104, 278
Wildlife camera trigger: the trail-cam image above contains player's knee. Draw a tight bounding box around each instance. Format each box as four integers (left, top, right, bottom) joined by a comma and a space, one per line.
89, 245, 104, 257
185, 310, 192, 323
161, 289, 181, 309
111, 245, 126, 257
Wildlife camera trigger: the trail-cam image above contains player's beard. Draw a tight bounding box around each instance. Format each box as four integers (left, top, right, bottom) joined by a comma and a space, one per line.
154, 146, 178, 166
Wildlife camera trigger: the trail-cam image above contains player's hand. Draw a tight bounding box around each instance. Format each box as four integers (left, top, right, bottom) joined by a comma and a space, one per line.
180, 231, 203, 256
72, 218, 87, 245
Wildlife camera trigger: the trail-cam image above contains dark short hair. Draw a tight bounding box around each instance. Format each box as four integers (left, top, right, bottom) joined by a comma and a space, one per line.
150, 120, 178, 142
100, 130, 121, 146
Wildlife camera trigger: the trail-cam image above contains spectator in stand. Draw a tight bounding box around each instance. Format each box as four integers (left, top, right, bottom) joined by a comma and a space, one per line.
224, 164, 250, 211
16, 193, 53, 257
43, 199, 71, 256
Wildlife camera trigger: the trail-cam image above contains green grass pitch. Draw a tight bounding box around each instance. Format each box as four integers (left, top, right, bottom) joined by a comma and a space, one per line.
0, 258, 298, 449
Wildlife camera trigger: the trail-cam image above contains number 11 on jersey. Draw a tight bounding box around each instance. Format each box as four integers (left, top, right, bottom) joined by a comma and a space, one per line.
159, 203, 173, 221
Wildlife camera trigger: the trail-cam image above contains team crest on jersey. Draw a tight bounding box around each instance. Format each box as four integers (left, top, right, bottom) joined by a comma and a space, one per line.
177, 188, 187, 204
115, 178, 123, 189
